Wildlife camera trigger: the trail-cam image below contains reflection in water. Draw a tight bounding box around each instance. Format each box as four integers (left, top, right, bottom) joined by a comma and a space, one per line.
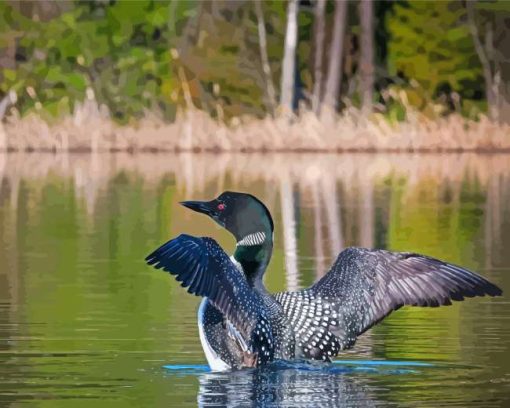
280, 178, 299, 291
322, 176, 343, 256
312, 182, 326, 277
0, 152, 509, 407
197, 365, 376, 407
2, 152, 509, 270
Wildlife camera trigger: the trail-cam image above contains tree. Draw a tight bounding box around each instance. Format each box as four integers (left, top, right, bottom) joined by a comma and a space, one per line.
280, 0, 299, 114
0, 0, 504, 123
466, 0, 510, 122
359, 0, 374, 114
254, 0, 277, 114
323, 0, 348, 113
311, 0, 326, 114
387, 1, 482, 109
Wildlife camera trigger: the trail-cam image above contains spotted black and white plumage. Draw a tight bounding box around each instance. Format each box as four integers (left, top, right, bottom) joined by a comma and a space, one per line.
274, 291, 341, 361
276, 247, 502, 359
149, 191, 502, 371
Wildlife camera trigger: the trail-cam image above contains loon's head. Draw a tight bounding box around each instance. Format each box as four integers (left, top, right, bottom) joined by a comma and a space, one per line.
180, 191, 274, 245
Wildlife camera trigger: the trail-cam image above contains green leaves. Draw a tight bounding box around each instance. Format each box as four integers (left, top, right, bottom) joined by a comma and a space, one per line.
0, 0, 500, 122
387, 1, 483, 103
0, 0, 186, 121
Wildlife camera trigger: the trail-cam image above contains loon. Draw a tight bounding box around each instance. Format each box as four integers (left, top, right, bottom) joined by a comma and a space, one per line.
146, 191, 502, 371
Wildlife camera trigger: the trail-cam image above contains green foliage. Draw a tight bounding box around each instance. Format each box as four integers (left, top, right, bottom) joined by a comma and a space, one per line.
0, 0, 504, 122
172, 0, 287, 118
387, 1, 483, 103
0, 0, 289, 121
0, 0, 195, 121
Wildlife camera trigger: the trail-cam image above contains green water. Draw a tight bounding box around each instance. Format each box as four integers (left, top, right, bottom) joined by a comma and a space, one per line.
0, 153, 508, 407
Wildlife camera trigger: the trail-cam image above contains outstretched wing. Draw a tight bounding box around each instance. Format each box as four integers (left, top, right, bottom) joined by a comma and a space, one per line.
277, 247, 502, 358
311, 247, 502, 347
145, 234, 274, 363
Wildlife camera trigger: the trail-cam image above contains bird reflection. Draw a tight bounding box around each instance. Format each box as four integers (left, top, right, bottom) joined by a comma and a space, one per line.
197, 363, 377, 407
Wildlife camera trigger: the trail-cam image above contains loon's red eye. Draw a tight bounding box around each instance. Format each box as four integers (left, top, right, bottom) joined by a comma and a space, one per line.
217, 203, 225, 211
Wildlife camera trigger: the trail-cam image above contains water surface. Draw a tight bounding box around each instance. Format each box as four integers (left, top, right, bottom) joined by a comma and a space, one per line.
0, 153, 508, 407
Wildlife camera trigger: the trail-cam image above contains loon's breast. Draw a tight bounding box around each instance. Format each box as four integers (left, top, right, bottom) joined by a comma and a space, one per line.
197, 257, 296, 369
198, 299, 230, 371
197, 257, 249, 371
198, 298, 253, 371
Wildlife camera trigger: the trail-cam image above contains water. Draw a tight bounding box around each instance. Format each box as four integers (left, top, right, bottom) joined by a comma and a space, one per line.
0, 153, 509, 407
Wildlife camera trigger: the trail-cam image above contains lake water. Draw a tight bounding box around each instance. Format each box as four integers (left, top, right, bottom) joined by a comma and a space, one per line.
0, 153, 509, 407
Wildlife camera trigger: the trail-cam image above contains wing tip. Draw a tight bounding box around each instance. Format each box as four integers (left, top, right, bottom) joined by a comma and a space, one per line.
423, 258, 503, 301
483, 282, 503, 297
145, 253, 157, 264
452, 264, 503, 298
447, 279, 502, 302
145, 247, 164, 263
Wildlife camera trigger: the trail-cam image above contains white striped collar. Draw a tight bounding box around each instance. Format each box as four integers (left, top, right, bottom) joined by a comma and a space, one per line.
237, 231, 266, 246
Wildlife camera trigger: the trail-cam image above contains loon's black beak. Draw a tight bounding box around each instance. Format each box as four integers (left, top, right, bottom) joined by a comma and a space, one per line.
180, 200, 214, 216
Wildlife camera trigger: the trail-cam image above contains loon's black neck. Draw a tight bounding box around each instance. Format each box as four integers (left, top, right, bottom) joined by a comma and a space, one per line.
233, 238, 273, 291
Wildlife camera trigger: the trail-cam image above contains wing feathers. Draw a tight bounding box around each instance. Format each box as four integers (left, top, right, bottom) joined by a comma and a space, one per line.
308, 247, 502, 348
146, 234, 270, 345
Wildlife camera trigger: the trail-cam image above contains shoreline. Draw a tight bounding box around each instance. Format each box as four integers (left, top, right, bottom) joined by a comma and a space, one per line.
2, 109, 510, 154
2, 146, 510, 154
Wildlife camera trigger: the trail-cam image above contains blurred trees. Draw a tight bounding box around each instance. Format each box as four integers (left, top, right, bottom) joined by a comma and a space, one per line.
359, 0, 374, 114
388, 0, 510, 120
322, 0, 347, 114
0, 0, 195, 121
254, 0, 277, 114
311, 0, 326, 114
0, 0, 508, 123
387, 1, 482, 115
280, 0, 299, 114
466, 0, 510, 121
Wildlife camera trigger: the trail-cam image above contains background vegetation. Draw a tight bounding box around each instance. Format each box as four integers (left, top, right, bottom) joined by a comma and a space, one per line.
0, 0, 509, 125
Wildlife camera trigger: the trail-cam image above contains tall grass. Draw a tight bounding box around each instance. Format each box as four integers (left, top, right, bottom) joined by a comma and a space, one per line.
1, 99, 510, 153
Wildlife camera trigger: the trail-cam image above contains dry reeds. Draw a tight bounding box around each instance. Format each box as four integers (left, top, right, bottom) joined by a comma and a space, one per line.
2, 101, 510, 153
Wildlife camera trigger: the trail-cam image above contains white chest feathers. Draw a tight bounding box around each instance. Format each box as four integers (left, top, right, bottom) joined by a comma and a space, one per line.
197, 299, 230, 371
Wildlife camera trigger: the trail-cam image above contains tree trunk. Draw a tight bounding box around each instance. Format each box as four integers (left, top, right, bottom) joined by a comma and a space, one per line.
466, 1, 498, 121
0, 36, 16, 71
254, 0, 277, 114
312, 0, 327, 115
0, 2, 20, 73
280, 0, 299, 115
0, 92, 16, 120
323, 0, 348, 113
359, 0, 374, 115
494, 13, 510, 122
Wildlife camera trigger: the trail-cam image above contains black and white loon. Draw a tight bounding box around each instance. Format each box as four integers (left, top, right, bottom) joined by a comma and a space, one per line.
146, 191, 502, 371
